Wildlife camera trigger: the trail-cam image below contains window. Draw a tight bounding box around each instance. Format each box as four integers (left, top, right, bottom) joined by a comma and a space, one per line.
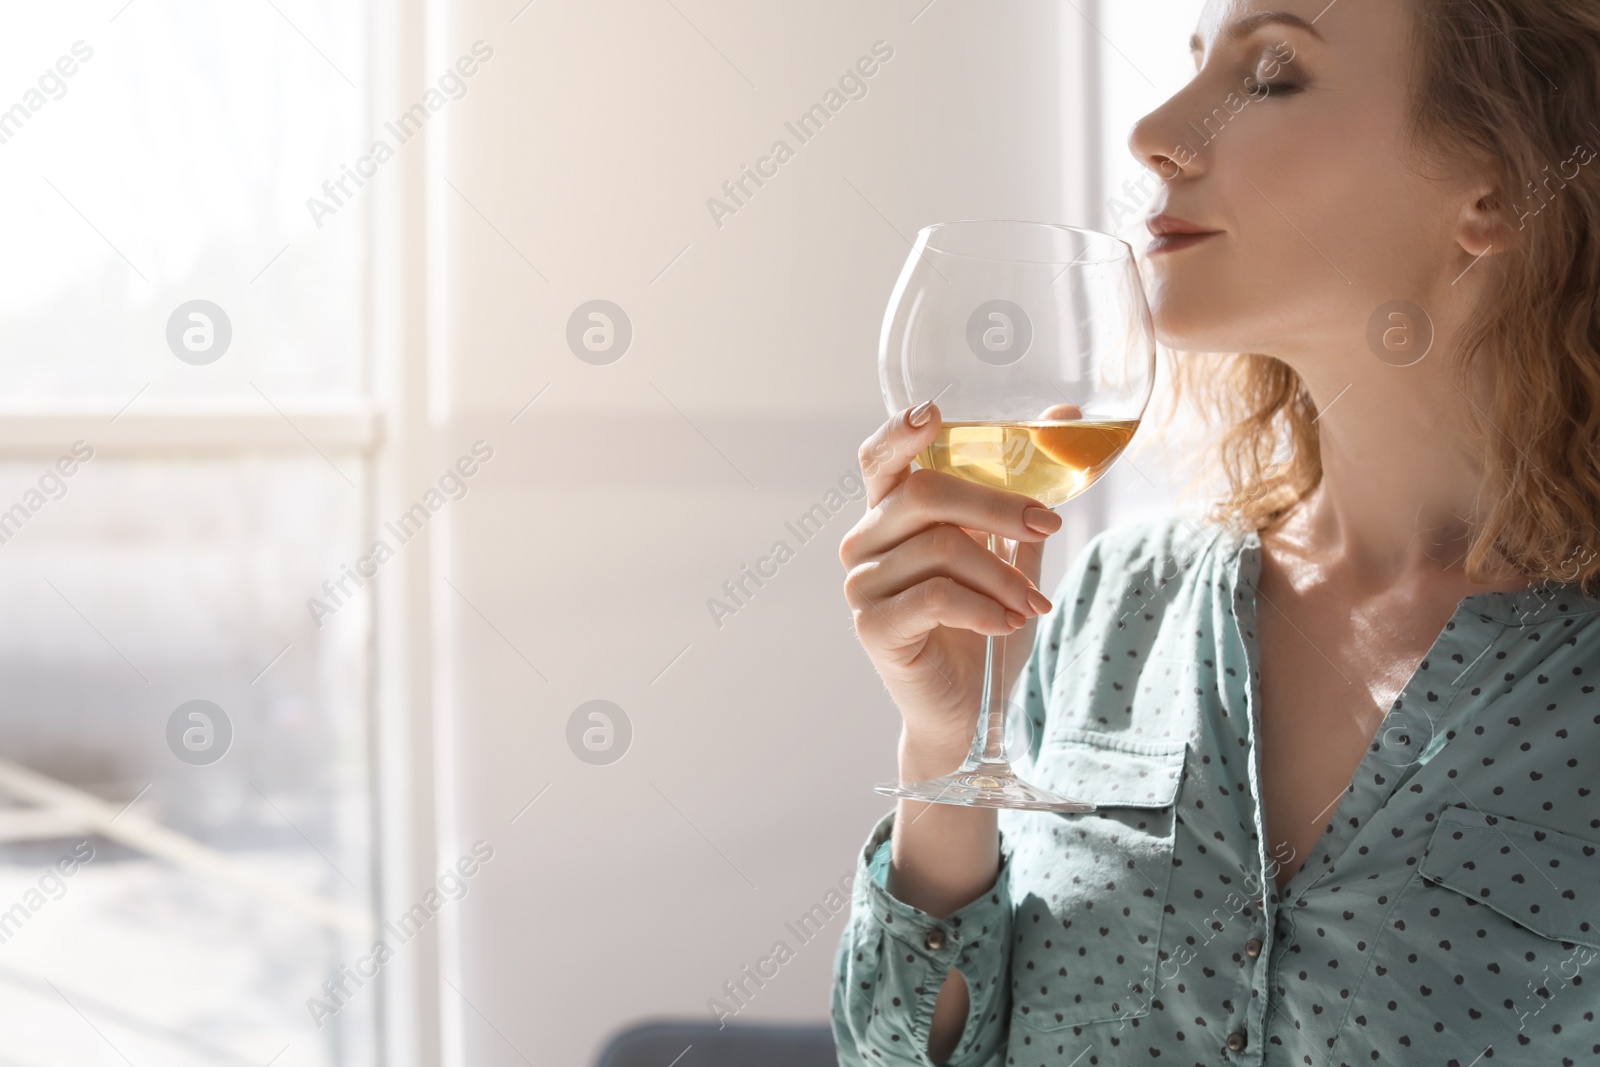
0, 4, 384, 1064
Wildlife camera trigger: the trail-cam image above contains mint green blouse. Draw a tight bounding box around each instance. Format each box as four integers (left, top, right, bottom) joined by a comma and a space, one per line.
830, 514, 1600, 1066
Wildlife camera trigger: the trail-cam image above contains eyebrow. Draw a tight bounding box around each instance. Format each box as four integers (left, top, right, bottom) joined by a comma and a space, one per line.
1189, 10, 1326, 55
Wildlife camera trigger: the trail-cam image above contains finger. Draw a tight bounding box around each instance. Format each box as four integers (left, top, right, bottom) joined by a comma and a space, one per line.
853, 574, 1027, 650
843, 524, 1053, 620
954, 530, 1046, 595
843, 466, 1062, 562
857, 402, 944, 509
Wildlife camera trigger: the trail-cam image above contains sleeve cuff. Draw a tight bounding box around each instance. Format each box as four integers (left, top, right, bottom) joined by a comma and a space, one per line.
834, 807, 1017, 1067
853, 807, 1014, 972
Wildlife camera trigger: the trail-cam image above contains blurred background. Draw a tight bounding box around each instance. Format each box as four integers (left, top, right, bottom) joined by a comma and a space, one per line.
0, 1, 1208, 1064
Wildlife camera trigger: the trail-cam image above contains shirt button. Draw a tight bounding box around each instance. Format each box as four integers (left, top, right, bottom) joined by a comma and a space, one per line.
1245, 937, 1263, 959
1226, 1029, 1248, 1052
923, 929, 946, 951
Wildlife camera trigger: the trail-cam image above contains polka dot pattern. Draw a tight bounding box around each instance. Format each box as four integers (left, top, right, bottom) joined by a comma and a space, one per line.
830, 515, 1600, 1066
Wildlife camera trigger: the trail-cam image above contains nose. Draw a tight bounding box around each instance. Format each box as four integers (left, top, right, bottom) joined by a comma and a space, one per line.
1127, 90, 1205, 183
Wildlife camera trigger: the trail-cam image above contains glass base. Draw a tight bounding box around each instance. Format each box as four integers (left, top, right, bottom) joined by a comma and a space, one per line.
875, 763, 1095, 813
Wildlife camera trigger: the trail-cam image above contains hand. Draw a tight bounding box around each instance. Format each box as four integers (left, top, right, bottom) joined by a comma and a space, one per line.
839, 401, 1079, 759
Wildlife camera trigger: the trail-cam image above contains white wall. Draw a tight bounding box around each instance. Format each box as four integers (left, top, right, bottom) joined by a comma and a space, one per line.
425, 1, 1102, 1064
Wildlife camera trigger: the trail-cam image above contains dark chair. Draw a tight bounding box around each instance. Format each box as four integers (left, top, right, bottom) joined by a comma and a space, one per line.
594, 1018, 838, 1067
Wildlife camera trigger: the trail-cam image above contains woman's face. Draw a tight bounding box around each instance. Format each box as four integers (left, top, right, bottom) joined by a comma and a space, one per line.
1127, 0, 1492, 360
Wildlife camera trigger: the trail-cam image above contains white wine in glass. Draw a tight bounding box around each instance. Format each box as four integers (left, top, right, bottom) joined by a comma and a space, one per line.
915, 419, 1140, 507
876, 220, 1156, 812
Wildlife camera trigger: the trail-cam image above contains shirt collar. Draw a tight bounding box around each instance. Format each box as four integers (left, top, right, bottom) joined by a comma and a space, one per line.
1235, 527, 1600, 627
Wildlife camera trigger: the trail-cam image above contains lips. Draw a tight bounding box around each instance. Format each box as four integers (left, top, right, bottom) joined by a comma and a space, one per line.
1147, 231, 1220, 255
1146, 213, 1221, 238
1145, 214, 1222, 255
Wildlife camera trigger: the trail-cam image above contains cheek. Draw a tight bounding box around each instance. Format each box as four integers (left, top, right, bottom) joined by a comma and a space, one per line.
1236, 99, 1439, 278
1148, 110, 1440, 353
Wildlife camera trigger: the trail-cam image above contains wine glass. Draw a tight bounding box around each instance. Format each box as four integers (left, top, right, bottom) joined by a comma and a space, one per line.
875, 220, 1156, 812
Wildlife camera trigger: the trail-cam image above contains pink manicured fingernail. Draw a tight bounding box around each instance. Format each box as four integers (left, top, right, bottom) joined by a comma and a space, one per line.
1023, 507, 1061, 534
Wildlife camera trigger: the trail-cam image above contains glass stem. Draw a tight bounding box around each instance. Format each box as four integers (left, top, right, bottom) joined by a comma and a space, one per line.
962, 531, 1017, 770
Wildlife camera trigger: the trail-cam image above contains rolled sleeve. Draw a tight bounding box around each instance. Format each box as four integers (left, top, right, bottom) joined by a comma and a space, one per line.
830, 807, 1015, 1066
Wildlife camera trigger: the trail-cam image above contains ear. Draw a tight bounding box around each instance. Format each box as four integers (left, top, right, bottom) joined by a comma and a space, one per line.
1456, 183, 1521, 259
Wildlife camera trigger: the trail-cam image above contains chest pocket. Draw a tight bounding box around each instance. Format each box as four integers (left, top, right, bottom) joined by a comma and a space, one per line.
1420, 806, 1600, 947
1416, 806, 1600, 1025
1002, 729, 1187, 1031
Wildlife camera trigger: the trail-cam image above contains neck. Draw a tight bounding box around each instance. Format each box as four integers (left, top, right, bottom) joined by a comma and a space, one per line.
1270, 352, 1529, 594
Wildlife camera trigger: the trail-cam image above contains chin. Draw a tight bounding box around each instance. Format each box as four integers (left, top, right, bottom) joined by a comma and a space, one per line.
1144, 271, 1282, 355
1147, 300, 1242, 354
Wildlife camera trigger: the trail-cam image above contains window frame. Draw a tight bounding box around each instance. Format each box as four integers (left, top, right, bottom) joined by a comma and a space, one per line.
0, 1, 445, 1062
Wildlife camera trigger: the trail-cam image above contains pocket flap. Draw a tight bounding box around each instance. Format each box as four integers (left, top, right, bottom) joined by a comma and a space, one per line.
1028, 729, 1187, 808
1420, 806, 1600, 949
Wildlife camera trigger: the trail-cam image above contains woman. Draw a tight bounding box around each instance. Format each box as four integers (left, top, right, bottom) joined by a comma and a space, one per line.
831, 1, 1600, 1064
